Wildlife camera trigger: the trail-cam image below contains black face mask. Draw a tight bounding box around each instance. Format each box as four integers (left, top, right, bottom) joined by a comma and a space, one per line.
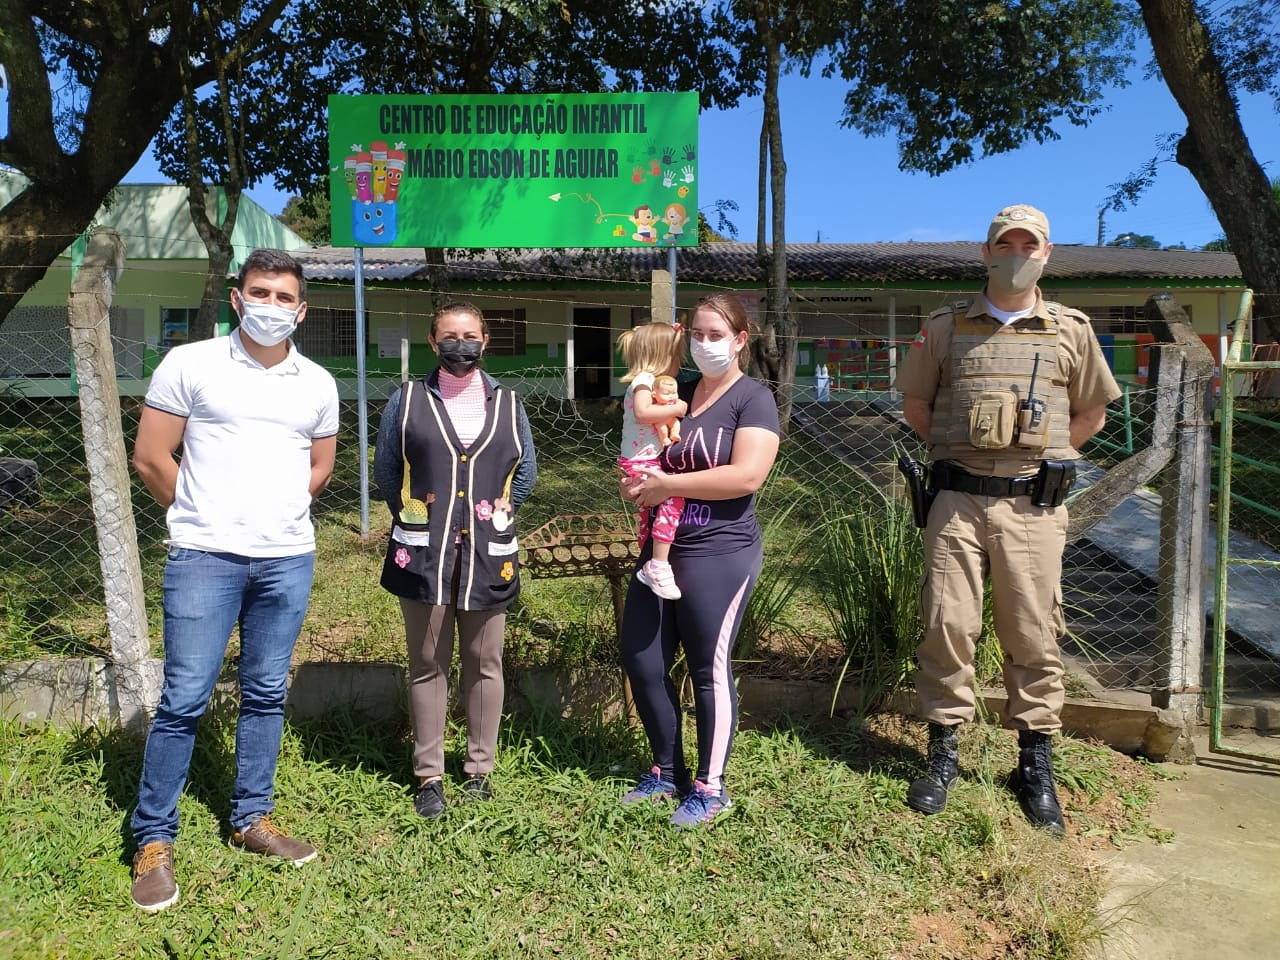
436, 338, 483, 376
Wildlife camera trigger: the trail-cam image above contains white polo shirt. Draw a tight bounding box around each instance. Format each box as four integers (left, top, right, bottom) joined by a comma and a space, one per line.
144, 330, 340, 557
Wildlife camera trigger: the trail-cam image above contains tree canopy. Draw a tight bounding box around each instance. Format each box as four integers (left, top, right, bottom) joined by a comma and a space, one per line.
8, 0, 1275, 348
0, 1, 289, 326
1108, 232, 1162, 248
1116, 0, 1280, 340
199, 0, 749, 204
278, 195, 332, 245
827, 0, 1137, 175
706, 0, 1137, 429
0, 1, 748, 328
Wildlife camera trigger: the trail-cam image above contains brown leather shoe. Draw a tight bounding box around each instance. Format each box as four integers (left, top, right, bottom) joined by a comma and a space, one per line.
131, 841, 179, 912
229, 815, 317, 865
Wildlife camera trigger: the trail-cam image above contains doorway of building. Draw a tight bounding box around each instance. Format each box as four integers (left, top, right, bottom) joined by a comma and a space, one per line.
572, 307, 612, 400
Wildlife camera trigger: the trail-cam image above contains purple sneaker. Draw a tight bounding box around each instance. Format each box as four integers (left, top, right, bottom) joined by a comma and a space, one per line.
621, 766, 679, 805
670, 780, 732, 828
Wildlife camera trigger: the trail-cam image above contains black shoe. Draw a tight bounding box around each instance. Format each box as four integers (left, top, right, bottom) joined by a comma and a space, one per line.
1013, 730, 1065, 837
461, 775, 491, 802
414, 779, 445, 819
907, 722, 960, 815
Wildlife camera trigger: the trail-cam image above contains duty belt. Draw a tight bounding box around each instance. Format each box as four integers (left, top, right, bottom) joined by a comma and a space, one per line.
929, 462, 1035, 498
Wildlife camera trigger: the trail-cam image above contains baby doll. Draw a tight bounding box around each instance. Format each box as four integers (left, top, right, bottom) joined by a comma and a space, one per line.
652, 375, 683, 446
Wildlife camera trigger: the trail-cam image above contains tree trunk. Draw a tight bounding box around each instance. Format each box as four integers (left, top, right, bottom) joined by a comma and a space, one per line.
191, 223, 237, 341
424, 248, 451, 313
180, 26, 244, 341
67, 228, 159, 729
750, 1, 797, 435
1139, 0, 1280, 343
0, 0, 289, 327
756, 118, 768, 270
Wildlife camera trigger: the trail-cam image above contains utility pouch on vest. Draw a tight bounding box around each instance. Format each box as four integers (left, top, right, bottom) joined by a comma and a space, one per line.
1015, 403, 1050, 450
968, 391, 1017, 449
1030, 459, 1077, 508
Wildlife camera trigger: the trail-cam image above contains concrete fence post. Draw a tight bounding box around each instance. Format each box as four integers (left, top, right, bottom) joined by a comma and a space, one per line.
67, 228, 158, 730
650, 269, 674, 326
1146, 293, 1216, 762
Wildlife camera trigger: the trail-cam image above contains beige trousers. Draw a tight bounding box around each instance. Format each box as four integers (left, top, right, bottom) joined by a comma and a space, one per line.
400, 594, 506, 779
916, 488, 1068, 731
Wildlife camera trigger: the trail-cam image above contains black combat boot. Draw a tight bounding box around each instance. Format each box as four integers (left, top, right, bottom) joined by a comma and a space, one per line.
906, 722, 960, 815
1014, 729, 1065, 837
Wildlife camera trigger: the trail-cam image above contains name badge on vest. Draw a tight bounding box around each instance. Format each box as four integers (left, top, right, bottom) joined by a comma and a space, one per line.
392, 525, 430, 547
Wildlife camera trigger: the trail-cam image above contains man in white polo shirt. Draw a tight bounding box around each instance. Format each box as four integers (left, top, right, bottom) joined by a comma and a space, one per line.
128, 248, 339, 912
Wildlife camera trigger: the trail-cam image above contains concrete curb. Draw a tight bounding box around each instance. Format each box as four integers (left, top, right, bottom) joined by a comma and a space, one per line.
0, 657, 1220, 760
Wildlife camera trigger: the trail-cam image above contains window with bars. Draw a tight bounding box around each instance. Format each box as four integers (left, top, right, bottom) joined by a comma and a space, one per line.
1076, 304, 1190, 335
484, 308, 526, 355
293, 306, 357, 358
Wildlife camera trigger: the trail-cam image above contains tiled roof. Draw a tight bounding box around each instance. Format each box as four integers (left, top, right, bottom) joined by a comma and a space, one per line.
292, 241, 1243, 286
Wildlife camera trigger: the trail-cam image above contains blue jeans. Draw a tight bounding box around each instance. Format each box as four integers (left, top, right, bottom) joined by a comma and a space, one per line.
131, 548, 315, 847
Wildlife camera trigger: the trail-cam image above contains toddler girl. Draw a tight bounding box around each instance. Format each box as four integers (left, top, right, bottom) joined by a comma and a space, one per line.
616, 321, 687, 599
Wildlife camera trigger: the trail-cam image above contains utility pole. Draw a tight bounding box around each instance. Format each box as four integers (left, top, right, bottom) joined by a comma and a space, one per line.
1097, 207, 1106, 246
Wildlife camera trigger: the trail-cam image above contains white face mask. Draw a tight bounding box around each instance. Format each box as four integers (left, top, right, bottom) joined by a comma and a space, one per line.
237, 298, 300, 347
986, 253, 1045, 298
689, 335, 738, 376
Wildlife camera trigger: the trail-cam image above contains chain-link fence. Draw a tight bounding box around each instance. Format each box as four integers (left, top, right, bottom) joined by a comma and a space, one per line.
1210, 303, 1280, 760
3, 307, 1279, 733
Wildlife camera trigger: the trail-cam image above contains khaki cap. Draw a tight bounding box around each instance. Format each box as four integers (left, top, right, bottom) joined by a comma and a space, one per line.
987, 204, 1050, 245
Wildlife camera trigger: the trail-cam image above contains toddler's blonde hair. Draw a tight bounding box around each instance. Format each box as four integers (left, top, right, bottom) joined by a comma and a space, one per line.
616, 321, 684, 384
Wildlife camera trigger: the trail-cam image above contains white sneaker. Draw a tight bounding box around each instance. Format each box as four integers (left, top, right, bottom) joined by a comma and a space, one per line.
636, 559, 681, 600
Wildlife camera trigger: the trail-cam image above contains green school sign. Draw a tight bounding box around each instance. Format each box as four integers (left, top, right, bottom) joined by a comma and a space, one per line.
328, 92, 699, 248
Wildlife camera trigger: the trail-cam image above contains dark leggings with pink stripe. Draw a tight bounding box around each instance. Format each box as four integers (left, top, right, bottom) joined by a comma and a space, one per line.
619, 539, 763, 792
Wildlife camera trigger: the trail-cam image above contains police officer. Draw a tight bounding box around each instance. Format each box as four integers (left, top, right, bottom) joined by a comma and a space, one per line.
893, 204, 1122, 835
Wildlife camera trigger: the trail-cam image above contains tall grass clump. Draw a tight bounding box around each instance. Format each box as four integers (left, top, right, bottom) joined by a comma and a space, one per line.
818, 482, 923, 713
737, 501, 810, 660
816, 475, 1016, 712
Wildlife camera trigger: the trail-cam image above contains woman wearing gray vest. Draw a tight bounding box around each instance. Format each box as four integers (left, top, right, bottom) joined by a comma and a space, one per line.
374, 301, 537, 819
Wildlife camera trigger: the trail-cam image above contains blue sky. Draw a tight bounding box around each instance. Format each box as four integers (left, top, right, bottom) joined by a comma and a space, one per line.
120, 60, 1279, 250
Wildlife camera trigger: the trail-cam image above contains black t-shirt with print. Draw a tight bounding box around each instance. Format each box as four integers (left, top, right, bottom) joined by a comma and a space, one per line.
656, 374, 780, 556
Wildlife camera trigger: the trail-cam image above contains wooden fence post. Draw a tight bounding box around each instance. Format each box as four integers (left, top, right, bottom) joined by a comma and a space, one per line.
1147, 293, 1216, 762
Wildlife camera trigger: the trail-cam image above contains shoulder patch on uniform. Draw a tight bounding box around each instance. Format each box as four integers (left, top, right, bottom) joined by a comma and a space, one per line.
912, 328, 928, 348
1046, 301, 1090, 324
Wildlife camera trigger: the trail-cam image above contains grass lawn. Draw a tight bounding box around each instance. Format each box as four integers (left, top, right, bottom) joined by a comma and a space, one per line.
0, 394, 1180, 959
0, 706, 1168, 960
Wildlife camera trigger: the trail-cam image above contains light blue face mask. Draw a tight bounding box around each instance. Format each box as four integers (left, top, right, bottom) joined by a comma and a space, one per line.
237, 299, 299, 347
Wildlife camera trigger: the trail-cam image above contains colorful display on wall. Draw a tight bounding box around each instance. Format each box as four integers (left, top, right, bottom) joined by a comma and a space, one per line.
327, 93, 699, 249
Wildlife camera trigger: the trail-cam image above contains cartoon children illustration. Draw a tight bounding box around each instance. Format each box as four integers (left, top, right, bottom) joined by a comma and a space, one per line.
631, 205, 659, 244
661, 202, 690, 243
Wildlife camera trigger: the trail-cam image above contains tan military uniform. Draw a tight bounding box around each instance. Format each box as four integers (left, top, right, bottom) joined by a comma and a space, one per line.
894, 292, 1122, 731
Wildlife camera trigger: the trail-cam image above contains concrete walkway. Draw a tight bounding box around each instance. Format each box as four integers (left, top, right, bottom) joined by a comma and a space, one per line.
1091, 735, 1280, 960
